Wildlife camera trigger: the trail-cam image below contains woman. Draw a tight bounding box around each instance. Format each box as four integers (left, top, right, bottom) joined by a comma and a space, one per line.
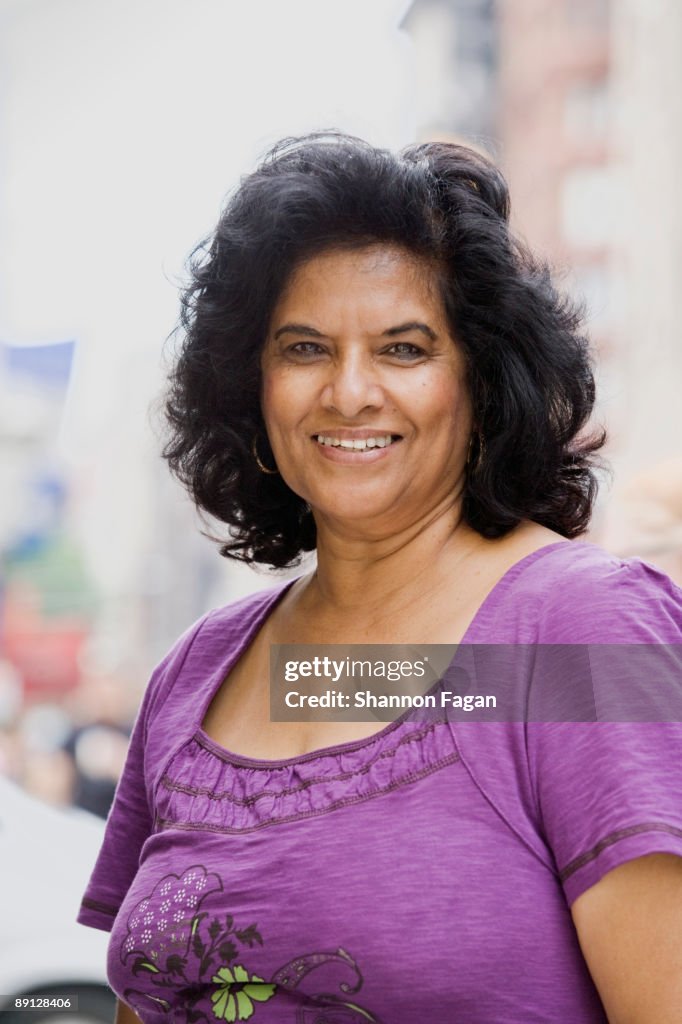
79, 134, 682, 1023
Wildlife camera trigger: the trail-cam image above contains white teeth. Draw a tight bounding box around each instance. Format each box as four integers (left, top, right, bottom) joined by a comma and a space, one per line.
315, 434, 395, 450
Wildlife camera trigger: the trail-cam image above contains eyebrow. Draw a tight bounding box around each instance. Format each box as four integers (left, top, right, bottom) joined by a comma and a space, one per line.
273, 321, 437, 341
274, 323, 324, 340
383, 321, 437, 341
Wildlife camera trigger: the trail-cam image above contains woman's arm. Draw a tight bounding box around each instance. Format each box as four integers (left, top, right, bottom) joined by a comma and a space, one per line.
115, 1000, 144, 1024
571, 853, 682, 1024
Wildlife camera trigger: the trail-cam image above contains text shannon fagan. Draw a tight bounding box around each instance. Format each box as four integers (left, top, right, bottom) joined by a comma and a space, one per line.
284, 690, 497, 711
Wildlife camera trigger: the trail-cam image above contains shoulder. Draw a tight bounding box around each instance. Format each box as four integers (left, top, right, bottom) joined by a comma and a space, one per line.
144, 578, 294, 719
507, 541, 682, 642
203, 576, 295, 641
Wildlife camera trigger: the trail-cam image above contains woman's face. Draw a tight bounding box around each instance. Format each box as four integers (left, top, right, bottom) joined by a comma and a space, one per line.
260, 245, 473, 535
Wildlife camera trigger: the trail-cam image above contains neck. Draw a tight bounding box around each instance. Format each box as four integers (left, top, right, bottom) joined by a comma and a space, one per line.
302, 494, 483, 626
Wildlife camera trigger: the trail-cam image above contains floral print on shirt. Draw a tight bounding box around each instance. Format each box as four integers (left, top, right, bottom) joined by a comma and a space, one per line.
119, 864, 379, 1023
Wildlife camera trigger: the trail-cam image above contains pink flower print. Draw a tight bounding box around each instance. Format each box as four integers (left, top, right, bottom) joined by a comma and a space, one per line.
121, 864, 222, 975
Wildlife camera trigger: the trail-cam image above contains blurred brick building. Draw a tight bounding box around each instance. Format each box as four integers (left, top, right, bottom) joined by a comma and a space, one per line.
404, 0, 682, 580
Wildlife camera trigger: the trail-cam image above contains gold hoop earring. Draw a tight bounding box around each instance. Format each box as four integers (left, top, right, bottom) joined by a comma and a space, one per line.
251, 435, 279, 475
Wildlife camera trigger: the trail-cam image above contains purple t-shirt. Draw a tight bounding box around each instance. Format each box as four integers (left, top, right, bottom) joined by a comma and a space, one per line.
78, 541, 682, 1022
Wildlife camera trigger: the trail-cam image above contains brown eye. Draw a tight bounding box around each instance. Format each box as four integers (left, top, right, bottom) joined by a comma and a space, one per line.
386, 342, 425, 361
288, 342, 326, 357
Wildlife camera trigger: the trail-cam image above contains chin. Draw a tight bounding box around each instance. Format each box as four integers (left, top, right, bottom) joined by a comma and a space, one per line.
312, 495, 402, 527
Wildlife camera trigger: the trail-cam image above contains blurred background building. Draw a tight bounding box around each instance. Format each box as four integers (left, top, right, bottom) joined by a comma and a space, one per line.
405, 0, 682, 577
1, 0, 681, 810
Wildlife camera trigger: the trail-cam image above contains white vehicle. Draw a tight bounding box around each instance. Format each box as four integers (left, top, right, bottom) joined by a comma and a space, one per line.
0, 777, 114, 1024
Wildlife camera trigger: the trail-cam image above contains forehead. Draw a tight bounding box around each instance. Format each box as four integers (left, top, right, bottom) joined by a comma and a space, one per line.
272, 245, 445, 321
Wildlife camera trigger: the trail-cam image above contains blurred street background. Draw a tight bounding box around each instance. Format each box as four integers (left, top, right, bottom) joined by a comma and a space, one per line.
1, 0, 681, 815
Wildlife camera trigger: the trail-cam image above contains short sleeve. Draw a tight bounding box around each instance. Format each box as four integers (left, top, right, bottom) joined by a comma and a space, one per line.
77, 615, 209, 932
528, 721, 682, 905
528, 554, 682, 906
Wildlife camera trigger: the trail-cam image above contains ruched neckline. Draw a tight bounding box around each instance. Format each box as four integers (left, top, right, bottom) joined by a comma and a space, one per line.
156, 719, 460, 833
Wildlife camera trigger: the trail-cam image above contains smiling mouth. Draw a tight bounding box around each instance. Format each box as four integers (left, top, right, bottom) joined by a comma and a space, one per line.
314, 434, 401, 450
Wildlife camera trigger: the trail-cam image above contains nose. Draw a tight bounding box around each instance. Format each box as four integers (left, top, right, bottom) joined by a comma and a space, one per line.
320, 348, 385, 419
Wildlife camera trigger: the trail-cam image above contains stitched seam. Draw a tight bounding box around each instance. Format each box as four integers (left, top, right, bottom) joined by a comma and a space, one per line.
80, 897, 118, 916
447, 718, 557, 875
146, 611, 218, 812
560, 821, 682, 881
167, 724, 443, 804
192, 719, 440, 770
156, 752, 461, 834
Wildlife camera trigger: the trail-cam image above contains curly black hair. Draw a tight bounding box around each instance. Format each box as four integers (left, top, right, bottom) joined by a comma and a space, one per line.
163, 131, 606, 568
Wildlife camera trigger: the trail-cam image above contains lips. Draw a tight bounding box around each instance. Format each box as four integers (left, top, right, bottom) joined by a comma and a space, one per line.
310, 430, 403, 462
315, 434, 399, 450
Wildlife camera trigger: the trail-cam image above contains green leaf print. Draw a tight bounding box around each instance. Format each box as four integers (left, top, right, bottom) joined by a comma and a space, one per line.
210, 964, 276, 1021
131, 957, 160, 975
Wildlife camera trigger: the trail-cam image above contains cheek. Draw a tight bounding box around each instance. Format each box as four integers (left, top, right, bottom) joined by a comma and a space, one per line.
260, 373, 289, 434
416, 376, 470, 433
260, 375, 312, 479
